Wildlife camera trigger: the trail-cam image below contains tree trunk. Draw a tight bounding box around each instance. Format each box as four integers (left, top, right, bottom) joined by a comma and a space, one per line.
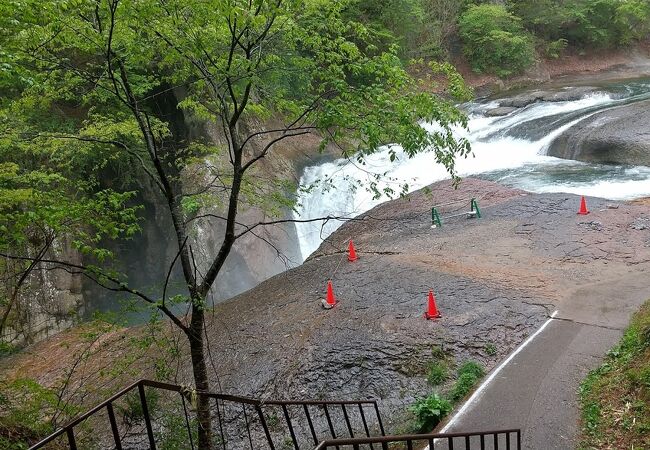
189, 306, 212, 449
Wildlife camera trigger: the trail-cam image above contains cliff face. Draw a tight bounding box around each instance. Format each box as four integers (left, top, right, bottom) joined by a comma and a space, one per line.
7, 88, 321, 342
82, 88, 321, 316
2, 239, 83, 346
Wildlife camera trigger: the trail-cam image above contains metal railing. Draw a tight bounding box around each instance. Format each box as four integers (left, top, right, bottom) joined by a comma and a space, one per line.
314, 429, 521, 449
28, 379, 519, 450
28, 379, 385, 449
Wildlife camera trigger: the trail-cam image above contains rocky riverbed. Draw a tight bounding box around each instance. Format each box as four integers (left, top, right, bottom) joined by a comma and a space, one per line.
5, 178, 649, 444
548, 98, 650, 166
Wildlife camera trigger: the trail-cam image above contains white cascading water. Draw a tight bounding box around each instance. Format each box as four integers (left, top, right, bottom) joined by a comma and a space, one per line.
294, 84, 650, 260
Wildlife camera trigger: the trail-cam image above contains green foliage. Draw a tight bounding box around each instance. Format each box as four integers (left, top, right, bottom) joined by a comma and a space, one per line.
545, 38, 569, 59
484, 343, 497, 356
0, 378, 80, 448
0, 2, 473, 444
458, 361, 485, 378
345, 0, 425, 57
119, 388, 160, 426
157, 412, 198, 450
510, 0, 650, 48
427, 361, 449, 386
450, 361, 485, 401
450, 373, 480, 401
431, 345, 446, 359
579, 301, 650, 448
0, 341, 19, 358
409, 393, 452, 432
459, 4, 535, 77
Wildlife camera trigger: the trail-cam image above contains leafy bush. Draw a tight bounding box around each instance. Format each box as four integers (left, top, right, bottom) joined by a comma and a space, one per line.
0, 378, 79, 449
458, 360, 485, 379
459, 4, 535, 77
511, 0, 650, 48
409, 393, 452, 432
545, 38, 568, 59
157, 412, 198, 450
427, 362, 448, 386
450, 361, 485, 401
484, 343, 497, 356
119, 388, 160, 426
451, 373, 480, 401
0, 342, 19, 358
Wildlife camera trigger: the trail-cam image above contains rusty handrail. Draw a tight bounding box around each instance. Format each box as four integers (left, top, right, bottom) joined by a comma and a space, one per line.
28, 378, 386, 450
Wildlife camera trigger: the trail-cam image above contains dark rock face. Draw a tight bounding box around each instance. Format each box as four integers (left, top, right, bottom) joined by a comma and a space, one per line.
81, 89, 308, 318
497, 86, 599, 108
485, 106, 518, 117
547, 99, 650, 165
3, 239, 84, 345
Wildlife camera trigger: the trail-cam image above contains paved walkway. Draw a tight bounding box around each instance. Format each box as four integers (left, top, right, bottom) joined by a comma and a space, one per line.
437, 272, 649, 449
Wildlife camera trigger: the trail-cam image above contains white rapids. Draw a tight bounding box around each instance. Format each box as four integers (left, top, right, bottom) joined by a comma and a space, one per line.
294, 82, 650, 260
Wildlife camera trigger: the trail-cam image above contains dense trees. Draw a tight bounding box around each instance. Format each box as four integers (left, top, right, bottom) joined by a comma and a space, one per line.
347, 0, 650, 77
459, 4, 535, 77
510, 0, 650, 48
0, 0, 471, 447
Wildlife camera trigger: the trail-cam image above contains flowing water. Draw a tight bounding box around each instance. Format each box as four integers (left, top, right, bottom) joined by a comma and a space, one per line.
294, 78, 650, 260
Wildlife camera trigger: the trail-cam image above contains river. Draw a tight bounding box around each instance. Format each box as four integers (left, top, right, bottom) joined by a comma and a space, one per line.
294, 78, 650, 260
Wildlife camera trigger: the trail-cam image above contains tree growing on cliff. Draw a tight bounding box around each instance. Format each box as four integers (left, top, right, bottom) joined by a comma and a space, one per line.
1, 0, 471, 447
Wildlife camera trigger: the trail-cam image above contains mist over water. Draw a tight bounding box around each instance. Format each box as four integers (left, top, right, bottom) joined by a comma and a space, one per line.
294, 80, 650, 260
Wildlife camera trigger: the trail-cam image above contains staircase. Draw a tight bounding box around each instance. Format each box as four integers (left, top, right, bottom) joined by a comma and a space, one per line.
29, 379, 520, 449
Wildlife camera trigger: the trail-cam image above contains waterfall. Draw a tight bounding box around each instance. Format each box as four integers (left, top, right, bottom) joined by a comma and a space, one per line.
294, 82, 650, 260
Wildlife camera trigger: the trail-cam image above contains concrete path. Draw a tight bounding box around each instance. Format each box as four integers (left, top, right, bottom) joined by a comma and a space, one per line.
437, 272, 650, 450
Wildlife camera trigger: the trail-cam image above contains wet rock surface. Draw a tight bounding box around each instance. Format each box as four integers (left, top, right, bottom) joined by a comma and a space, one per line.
547, 99, 650, 165
485, 106, 518, 117
4, 179, 650, 443
496, 86, 600, 108
199, 179, 650, 432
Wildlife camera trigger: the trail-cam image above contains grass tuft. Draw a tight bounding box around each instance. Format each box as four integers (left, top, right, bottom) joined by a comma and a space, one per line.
427, 361, 448, 386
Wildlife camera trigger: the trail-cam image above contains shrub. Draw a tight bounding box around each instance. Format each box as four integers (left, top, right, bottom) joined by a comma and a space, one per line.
427, 362, 448, 386
512, 0, 650, 47
451, 373, 480, 401
458, 361, 485, 378
450, 361, 485, 401
545, 38, 568, 59
119, 388, 160, 426
409, 394, 452, 432
484, 343, 497, 356
614, 0, 650, 45
459, 4, 535, 77
0, 342, 19, 358
0, 378, 79, 449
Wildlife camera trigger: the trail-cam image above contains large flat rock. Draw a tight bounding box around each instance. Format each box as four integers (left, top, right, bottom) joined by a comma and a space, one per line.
3, 179, 649, 445
199, 179, 650, 430
547, 99, 650, 165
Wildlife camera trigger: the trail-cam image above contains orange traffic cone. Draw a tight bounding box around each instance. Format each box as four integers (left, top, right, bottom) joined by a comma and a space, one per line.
322, 280, 337, 309
348, 240, 358, 262
424, 290, 441, 320
577, 196, 590, 215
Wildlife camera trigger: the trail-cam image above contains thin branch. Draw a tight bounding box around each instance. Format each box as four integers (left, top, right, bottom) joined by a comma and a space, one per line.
241, 129, 313, 172
162, 236, 188, 308
0, 253, 189, 334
